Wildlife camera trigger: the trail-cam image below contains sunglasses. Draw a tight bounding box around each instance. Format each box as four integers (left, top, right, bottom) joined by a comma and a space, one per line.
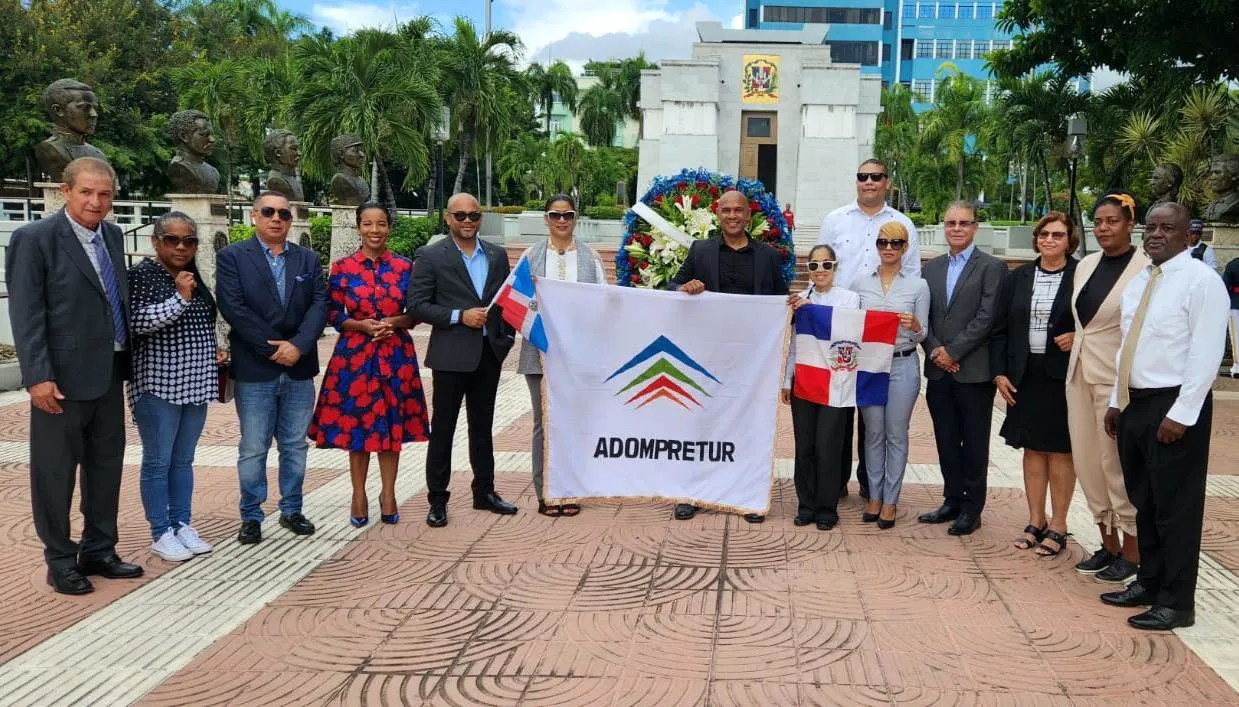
856, 172, 887, 182
944, 220, 976, 228
1036, 231, 1068, 240
452, 211, 483, 222
259, 206, 293, 221
876, 238, 906, 250
159, 235, 199, 248
546, 210, 576, 222
806, 260, 836, 272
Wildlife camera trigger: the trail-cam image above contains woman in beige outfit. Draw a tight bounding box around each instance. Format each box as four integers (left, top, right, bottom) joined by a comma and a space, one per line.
1065, 192, 1149, 584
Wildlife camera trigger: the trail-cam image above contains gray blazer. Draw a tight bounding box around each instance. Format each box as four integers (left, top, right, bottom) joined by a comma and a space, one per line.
406, 236, 515, 372
921, 247, 1007, 384
5, 209, 130, 399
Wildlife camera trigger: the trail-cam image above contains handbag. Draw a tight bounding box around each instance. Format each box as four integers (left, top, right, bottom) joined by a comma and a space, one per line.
218, 362, 235, 403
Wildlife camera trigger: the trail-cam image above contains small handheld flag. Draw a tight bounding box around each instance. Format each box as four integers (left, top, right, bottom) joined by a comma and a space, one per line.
491, 257, 548, 352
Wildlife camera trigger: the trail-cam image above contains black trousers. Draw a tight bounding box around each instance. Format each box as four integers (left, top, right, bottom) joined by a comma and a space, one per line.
29, 379, 126, 570
840, 408, 870, 495
1119, 388, 1211, 612
925, 377, 995, 515
791, 396, 848, 521
425, 346, 502, 505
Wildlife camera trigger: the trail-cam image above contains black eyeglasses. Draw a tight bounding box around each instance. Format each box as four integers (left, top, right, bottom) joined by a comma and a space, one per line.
806, 260, 836, 272
856, 172, 887, 182
452, 211, 483, 222
547, 210, 576, 222
259, 206, 293, 221
160, 235, 199, 248
944, 220, 976, 228
876, 238, 906, 250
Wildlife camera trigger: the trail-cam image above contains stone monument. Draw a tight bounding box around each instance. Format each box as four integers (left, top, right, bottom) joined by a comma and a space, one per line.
35, 79, 107, 182
263, 129, 304, 202
167, 109, 220, 194
1203, 154, 1239, 224
1147, 163, 1182, 209
328, 134, 370, 206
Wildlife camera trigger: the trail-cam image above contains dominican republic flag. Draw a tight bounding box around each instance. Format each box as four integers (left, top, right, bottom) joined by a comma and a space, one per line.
491, 256, 548, 352
793, 305, 900, 407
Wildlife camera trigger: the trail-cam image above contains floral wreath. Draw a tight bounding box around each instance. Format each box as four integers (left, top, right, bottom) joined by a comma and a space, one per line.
617, 167, 795, 288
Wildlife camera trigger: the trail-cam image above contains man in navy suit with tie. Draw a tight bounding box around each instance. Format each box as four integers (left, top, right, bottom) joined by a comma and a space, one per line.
216, 192, 328, 545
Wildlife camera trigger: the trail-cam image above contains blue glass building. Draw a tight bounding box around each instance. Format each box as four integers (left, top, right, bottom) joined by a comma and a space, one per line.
743, 0, 1086, 109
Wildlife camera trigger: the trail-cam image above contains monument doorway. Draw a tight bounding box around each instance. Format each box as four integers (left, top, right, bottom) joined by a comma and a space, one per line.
740, 111, 777, 197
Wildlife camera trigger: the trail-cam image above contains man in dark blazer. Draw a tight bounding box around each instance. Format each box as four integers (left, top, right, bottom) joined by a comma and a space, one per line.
6, 157, 142, 594
216, 191, 327, 545
668, 189, 788, 522
918, 200, 1008, 535
407, 192, 516, 528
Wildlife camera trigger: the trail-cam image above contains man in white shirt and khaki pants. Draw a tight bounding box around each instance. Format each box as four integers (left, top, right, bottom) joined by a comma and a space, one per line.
1100, 202, 1229, 631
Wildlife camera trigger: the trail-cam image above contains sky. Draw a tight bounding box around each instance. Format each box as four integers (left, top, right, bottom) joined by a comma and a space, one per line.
285, 0, 744, 69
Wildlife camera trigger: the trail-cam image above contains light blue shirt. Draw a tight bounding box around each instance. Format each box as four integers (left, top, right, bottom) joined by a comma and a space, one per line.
260, 240, 288, 304
945, 242, 976, 306
450, 239, 490, 325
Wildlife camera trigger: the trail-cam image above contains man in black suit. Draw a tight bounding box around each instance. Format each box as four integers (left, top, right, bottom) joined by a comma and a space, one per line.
6, 157, 143, 594
918, 200, 1007, 535
216, 191, 328, 545
407, 192, 517, 527
668, 189, 787, 523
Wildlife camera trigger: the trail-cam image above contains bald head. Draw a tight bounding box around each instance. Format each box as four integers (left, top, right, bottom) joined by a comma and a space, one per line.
716, 190, 752, 240
446, 192, 482, 242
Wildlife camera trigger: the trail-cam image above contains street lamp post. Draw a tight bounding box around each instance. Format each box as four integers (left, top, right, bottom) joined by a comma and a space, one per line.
1067, 114, 1088, 257
435, 106, 451, 235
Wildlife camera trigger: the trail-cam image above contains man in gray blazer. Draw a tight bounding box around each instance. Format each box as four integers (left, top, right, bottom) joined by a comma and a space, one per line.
918, 200, 1007, 535
407, 192, 516, 528
6, 157, 143, 594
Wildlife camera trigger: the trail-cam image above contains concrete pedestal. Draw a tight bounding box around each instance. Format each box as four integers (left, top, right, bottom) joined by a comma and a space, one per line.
1206, 224, 1239, 271
291, 202, 313, 253
166, 193, 232, 347
330, 205, 359, 262
36, 182, 66, 216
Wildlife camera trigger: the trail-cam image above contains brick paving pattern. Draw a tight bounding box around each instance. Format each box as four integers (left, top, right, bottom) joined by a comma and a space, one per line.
1, 333, 1238, 704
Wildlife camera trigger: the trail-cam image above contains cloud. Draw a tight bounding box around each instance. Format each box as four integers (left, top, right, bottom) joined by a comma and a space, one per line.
310, 2, 421, 34
729, 13, 743, 29
1089, 67, 1126, 93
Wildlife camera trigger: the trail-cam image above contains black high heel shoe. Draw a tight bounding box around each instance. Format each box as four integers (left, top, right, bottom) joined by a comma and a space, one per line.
381, 512, 400, 524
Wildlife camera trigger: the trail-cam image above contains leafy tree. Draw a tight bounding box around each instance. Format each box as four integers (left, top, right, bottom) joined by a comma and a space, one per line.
920, 66, 990, 200
874, 85, 918, 211
525, 61, 578, 135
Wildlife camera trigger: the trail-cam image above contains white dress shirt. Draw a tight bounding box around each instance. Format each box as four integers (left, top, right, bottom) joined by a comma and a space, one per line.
816, 201, 921, 291
784, 285, 861, 389
545, 246, 606, 283
1109, 249, 1230, 425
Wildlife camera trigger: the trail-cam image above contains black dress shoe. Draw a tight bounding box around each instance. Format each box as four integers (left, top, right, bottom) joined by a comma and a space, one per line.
427, 503, 448, 527
473, 492, 518, 514
238, 520, 262, 544
77, 554, 144, 579
1100, 582, 1155, 608
743, 513, 765, 524
674, 504, 698, 520
1128, 606, 1194, 631
279, 513, 317, 536
918, 504, 961, 524
793, 514, 814, 526
947, 513, 981, 536
47, 566, 93, 595
817, 517, 837, 531
861, 512, 880, 523
877, 518, 896, 530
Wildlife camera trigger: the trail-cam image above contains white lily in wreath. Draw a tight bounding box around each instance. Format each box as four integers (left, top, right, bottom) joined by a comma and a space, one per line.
674, 196, 716, 238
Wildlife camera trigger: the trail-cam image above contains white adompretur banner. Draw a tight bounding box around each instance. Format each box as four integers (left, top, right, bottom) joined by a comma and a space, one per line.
538, 279, 788, 513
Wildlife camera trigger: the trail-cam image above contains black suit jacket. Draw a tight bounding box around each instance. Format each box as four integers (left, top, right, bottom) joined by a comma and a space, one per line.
406, 236, 515, 372
922, 247, 1008, 383
5, 210, 129, 400
215, 237, 328, 382
989, 258, 1077, 384
668, 237, 787, 295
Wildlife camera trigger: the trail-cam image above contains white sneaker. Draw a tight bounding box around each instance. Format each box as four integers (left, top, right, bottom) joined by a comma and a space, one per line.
175, 525, 213, 555
152, 529, 194, 562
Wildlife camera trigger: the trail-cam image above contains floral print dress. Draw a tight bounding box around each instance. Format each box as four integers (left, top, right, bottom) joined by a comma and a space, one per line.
309, 249, 430, 451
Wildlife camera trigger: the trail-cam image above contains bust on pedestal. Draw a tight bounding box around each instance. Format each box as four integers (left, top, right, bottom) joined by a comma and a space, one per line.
1148, 163, 1183, 209
34, 79, 108, 182
1203, 155, 1239, 224
167, 110, 220, 194
263, 129, 304, 202
329, 134, 370, 206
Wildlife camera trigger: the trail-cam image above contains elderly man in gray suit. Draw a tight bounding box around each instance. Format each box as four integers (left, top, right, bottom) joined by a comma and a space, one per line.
918, 200, 1008, 535
6, 157, 144, 595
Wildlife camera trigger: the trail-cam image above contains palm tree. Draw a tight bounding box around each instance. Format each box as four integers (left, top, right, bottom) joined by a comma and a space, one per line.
497, 133, 547, 202
549, 132, 587, 193
439, 16, 522, 198
525, 61, 578, 135
290, 28, 441, 211
577, 54, 657, 147
920, 65, 990, 200
874, 84, 918, 211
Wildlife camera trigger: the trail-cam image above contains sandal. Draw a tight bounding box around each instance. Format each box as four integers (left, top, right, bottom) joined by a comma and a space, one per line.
1035, 529, 1068, 557
1013, 524, 1046, 550
560, 503, 581, 517
538, 502, 564, 517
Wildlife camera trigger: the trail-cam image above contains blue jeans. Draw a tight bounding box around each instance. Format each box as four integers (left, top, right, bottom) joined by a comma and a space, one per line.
861, 352, 921, 505
234, 375, 316, 522
133, 394, 208, 540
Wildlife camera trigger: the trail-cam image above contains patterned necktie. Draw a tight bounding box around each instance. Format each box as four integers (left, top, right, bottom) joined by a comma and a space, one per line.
90, 232, 128, 349
1116, 265, 1162, 410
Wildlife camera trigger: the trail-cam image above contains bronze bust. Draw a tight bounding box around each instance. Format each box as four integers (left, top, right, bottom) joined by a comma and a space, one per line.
1147, 163, 1182, 208
328, 134, 370, 205
35, 79, 107, 181
263, 129, 304, 202
167, 109, 220, 194
1203, 155, 1239, 223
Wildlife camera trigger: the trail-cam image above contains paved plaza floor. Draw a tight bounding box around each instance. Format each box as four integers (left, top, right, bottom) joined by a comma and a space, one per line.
3, 333, 1239, 705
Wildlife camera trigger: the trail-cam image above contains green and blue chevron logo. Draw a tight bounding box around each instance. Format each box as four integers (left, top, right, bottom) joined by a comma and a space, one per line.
605, 335, 721, 410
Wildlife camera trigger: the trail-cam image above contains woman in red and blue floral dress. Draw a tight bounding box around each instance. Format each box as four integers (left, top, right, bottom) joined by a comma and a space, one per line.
309, 202, 429, 527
